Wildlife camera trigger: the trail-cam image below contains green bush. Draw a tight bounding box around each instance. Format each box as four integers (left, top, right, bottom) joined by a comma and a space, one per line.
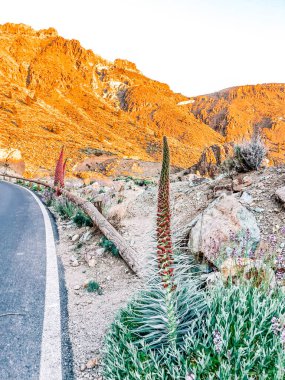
52, 197, 93, 227
52, 198, 76, 219
103, 283, 285, 379
87, 280, 102, 294
114, 175, 154, 187
99, 236, 119, 256
72, 209, 93, 227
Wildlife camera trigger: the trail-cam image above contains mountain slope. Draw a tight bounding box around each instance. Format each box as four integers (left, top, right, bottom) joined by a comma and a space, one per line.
0, 23, 223, 176
189, 84, 285, 164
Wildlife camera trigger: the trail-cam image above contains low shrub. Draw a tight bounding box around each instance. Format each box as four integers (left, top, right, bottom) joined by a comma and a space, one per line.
42, 188, 54, 206
99, 236, 119, 256
72, 209, 93, 227
52, 197, 77, 219
234, 136, 267, 172
87, 280, 102, 294
221, 136, 267, 175
114, 175, 154, 187
52, 197, 93, 227
103, 283, 285, 380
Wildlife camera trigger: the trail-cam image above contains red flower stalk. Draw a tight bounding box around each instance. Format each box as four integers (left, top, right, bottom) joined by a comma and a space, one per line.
54, 147, 66, 195
156, 136, 175, 289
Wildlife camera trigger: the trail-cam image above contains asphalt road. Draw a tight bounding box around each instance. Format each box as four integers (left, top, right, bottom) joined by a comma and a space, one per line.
0, 181, 73, 380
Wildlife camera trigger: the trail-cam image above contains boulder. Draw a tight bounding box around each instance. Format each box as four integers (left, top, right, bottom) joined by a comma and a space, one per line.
188, 194, 260, 267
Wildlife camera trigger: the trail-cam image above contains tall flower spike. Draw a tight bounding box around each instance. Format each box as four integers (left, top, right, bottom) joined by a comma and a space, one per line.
54, 146, 65, 194
157, 136, 175, 290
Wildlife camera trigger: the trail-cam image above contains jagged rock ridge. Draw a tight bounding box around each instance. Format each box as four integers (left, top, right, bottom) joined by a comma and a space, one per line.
0, 23, 284, 177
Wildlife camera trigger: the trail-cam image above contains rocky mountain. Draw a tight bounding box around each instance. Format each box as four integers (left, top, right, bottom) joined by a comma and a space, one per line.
0, 23, 284, 178
188, 84, 285, 165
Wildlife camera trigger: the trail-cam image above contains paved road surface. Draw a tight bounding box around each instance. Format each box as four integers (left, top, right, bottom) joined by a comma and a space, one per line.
0, 181, 72, 380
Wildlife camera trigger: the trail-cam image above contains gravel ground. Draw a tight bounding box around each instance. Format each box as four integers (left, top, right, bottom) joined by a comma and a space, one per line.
56, 219, 141, 379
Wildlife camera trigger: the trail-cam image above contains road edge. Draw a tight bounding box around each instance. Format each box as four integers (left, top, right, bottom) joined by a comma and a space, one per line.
12, 183, 63, 380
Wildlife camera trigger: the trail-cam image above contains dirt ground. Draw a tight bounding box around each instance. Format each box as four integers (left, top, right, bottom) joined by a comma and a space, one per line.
56, 220, 141, 379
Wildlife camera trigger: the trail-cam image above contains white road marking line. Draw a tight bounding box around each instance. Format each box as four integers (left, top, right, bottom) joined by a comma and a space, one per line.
10, 182, 62, 380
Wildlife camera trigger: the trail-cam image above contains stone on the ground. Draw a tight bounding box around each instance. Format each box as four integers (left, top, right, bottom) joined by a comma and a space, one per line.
240, 191, 253, 204
79, 230, 93, 243
188, 194, 260, 267
233, 175, 252, 192
88, 258, 96, 268
276, 187, 285, 205
96, 248, 105, 256
86, 357, 98, 369
72, 234, 80, 242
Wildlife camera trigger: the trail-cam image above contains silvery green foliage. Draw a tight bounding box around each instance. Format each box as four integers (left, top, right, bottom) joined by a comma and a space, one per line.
234, 136, 267, 171
128, 262, 206, 349
184, 283, 285, 379
103, 283, 285, 380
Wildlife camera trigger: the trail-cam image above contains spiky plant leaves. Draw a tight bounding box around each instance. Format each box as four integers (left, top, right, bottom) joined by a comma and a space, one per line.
129, 273, 205, 349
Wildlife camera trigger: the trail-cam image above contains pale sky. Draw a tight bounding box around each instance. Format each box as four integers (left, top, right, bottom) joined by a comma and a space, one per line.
1, 0, 285, 96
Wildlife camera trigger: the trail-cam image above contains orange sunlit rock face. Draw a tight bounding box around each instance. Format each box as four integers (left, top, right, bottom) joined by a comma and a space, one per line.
0, 23, 284, 177
189, 84, 285, 165
0, 23, 223, 176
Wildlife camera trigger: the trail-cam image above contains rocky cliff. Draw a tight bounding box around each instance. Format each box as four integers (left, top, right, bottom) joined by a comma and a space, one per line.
188, 84, 285, 165
0, 23, 222, 176
0, 23, 284, 177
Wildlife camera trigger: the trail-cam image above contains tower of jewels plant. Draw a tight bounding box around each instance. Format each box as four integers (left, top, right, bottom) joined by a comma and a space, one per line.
54, 146, 67, 195
156, 136, 177, 343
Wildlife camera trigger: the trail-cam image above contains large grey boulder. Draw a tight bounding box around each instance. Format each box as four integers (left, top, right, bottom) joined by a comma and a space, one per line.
188, 194, 260, 268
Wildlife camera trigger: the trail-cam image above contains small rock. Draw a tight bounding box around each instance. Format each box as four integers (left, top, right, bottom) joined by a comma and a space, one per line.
71, 259, 79, 267
203, 272, 223, 287
220, 257, 275, 288
276, 187, 285, 205
240, 191, 253, 205
253, 207, 264, 213
88, 258, 96, 268
86, 357, 98, 369
242, 175, 252, 186
80, 231, 93, 242
96, 248, 105, 256
74, 285, 81, 290
80, 364, 86, 372
83, 279, 93, 288
72, 234, 80, 242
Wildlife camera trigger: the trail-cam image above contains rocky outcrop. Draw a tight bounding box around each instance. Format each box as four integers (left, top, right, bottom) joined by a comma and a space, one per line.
0, 23, 223, 176
189, 84, 285, 165
187, 143, 233, 177
0, 23, 284, 177
188, 194, 260, 268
